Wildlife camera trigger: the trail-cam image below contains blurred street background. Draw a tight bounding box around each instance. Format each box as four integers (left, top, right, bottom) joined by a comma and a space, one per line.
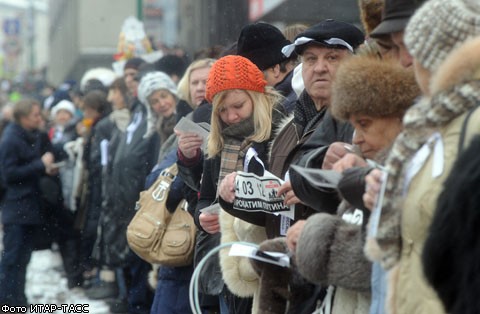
0, 0, 360, 103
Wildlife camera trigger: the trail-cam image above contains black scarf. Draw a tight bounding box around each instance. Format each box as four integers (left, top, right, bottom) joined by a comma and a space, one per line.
294, 90, 327, 135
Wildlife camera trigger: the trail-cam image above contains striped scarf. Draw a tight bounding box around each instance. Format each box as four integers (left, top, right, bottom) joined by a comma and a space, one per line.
218, 117, 255, 184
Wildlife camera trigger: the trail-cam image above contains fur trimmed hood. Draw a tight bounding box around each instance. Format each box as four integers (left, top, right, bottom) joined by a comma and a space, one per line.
430, 36, 480, 95
364, 34, 480, 272
331, 56, 420, 121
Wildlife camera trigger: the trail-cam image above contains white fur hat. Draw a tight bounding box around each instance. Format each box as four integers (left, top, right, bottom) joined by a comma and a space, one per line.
51, 100, 75, 118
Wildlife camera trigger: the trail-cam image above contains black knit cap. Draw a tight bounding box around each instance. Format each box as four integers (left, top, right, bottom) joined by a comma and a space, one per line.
290, 19, 364, 55
370, 0, 426, 38
237, 22, 292, 71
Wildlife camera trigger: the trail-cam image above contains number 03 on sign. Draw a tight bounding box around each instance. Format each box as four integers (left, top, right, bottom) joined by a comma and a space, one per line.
233, 171, 292, 216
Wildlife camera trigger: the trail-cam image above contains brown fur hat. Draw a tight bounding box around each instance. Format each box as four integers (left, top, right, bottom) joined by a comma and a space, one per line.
331, 55, 420, 121
358, 0, 384, 35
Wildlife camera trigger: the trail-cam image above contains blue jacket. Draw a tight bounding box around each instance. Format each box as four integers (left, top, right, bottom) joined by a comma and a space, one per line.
0, 123, 49, 224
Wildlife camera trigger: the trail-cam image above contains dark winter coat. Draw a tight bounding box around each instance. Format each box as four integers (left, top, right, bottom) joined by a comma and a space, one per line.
102, 99, 159, 267
338, 167, 373, 212
79, 116, 110, 233
0, 123, 50, 224
289, 109, 354, 213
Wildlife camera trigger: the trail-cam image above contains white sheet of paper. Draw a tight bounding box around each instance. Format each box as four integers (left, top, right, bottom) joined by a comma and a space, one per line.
100, 139, 109, 166
228, 243, 290, 268
200, 203, 221, 215
174, 117, 210, 151
368, 171, 389, 238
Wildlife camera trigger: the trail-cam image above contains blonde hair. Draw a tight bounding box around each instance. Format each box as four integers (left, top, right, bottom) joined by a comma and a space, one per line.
283, 23, 309, 42
177, 58, 216, 108
207, 87, 282, 158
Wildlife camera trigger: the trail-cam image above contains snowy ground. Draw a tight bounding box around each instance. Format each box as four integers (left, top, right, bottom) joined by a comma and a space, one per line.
25, 250, 111, 314
0, 225, 111, 314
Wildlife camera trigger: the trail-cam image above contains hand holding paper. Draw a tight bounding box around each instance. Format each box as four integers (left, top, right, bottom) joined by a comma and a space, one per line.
174, 117, 210, 152
229, 243, 290, 268
289, 164, 343, 190
176, 130, 204, 159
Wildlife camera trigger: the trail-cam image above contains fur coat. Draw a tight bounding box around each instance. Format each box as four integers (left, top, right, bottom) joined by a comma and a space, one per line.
296, 201, 372, 314
219, 209, 267, 313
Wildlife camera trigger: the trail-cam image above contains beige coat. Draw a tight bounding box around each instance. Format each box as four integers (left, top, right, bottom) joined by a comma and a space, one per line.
389, 65, 480, 314
386, 37, 480, 314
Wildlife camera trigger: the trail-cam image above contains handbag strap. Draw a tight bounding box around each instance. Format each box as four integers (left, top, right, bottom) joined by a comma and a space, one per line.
151, 163, 179, 202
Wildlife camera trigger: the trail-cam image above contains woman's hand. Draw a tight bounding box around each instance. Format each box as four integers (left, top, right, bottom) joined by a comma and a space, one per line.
286, 220, 306, 253
322, 142, 352, 170
199, 213, 220, 234
277, 180, 302, 206
363, 168, 383, 211
332, 153, 368, 173
176, 130, 203, 159
218, 172, 237, 203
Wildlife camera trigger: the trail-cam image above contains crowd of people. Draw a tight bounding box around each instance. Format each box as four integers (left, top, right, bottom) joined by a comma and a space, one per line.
1, 0, 480, 313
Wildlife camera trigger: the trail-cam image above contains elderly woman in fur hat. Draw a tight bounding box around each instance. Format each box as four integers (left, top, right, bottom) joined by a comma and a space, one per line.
363, 0, 480, 313
286, 51, 419, 314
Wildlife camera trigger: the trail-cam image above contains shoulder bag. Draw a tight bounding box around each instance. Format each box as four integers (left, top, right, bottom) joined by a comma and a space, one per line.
127, 163, 196, 266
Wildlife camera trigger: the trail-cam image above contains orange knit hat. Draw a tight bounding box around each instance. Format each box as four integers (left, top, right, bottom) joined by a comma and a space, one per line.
205, 55, 267, 103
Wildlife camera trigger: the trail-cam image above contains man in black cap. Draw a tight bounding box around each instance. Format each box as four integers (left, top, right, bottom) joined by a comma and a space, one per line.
276, 19, 364, 214
369, 0, 426, 68
237, 22, 298, 113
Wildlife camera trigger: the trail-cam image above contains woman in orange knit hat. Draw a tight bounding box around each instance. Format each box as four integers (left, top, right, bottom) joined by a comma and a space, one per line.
190, 54, 285, 313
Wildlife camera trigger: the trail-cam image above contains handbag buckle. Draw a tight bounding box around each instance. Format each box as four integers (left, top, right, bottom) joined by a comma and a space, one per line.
152, 181, 170, 201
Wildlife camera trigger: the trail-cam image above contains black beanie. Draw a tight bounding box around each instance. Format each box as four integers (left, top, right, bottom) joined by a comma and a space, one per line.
124, 57, 146, 71
237, 22, 292, 71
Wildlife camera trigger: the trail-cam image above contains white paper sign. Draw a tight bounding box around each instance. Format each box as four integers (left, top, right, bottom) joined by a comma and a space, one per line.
233, 171, 294, 219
